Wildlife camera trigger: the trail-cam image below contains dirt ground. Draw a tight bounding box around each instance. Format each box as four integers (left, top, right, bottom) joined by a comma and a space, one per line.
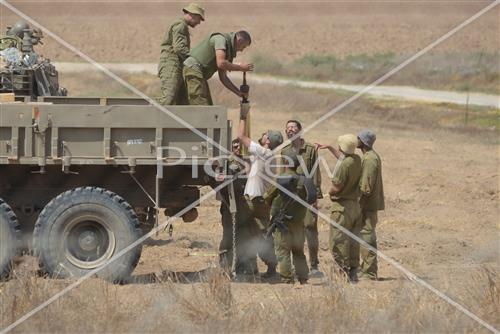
1, 81, 499, 332
0, 1, 499, 333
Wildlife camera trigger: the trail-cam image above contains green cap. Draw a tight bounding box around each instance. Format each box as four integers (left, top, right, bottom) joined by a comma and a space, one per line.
183, 3, 205, 21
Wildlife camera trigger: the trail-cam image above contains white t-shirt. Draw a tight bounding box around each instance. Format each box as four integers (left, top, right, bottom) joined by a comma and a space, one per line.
244, 141, 274, 198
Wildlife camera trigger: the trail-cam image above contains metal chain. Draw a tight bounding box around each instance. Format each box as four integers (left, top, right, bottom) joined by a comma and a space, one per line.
230, 211, 237, 277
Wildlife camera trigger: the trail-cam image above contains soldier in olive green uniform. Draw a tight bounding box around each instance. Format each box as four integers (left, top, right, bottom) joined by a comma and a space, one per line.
183, 31, 253, 105
264, 152, 310, 284
281, 120, 323, 276
158, 4, 204, 106
317, 134, 362, 282
356, 130, 384, 280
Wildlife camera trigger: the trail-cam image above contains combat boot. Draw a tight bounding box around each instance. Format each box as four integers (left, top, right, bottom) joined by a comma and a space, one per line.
348, 267, 359, 283
261, 266, 277, 279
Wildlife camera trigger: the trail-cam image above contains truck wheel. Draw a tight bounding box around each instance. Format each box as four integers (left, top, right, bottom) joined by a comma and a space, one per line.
0, 199, 20, 280
33, 187, 142, 283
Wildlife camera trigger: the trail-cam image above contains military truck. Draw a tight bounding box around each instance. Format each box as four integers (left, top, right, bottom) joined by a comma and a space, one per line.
0, 96, 231, 282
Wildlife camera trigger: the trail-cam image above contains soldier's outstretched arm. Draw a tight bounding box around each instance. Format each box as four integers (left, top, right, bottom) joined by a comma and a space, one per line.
218, 69, 242, 98
237, 103, 252, 148
316, 143, 343, 160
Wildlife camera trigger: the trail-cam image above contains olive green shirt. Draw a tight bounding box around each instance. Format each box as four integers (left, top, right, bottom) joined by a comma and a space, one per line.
159, 18, 190, 62
184, 32, 236, 80
359, 150, 385, 211
330, 154, 362, 204
281, 140, 323, 199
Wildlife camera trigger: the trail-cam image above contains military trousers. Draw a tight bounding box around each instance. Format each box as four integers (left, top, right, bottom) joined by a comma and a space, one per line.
245, 196, 277, 269
358, 210, 378, 278
183, 65, 213, 105
304, 209, 319, 270
158, 55, 188, 106
329, 199, 363, 273
274, 216, 309, 283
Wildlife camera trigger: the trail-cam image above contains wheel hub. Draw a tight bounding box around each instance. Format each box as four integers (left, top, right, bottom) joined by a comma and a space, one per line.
78, 230, 99, 251
63, 215, 116, 269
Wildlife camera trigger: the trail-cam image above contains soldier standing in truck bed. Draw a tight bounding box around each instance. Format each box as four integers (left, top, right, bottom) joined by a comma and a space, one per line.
183, 31, 253, 105
158, 3, 204, 106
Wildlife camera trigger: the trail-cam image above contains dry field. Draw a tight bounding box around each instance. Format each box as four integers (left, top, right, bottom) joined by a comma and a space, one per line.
1, 1, 498, 92
0, 1, 498, 62
0, 1, 499, 333
1, 78, 499, 332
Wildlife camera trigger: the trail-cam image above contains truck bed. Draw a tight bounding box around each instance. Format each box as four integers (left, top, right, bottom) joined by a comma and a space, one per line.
0, 97, 231, 166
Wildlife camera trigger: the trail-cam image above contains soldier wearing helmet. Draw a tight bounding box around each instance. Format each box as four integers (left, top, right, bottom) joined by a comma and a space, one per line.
158, 3, 205, 106
316, 134, 363, 283
355, 129, 384, 281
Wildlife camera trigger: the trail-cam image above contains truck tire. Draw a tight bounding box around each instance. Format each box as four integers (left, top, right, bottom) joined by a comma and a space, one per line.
0, 199, 20, 280
33, 187, 142, 283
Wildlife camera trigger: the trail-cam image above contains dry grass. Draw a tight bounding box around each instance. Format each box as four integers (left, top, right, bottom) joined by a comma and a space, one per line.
1, 263, 498, 333
252, 52, 500, 94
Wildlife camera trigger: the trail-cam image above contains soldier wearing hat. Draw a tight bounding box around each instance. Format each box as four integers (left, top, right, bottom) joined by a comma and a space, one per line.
281, 119, 323, 277
355, 129, 384, 280
316, 134, 362, 282
183, 30, 253, 105
158, 3, 205, 106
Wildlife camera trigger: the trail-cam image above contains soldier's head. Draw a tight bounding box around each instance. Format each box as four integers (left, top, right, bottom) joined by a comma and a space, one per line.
183, 3, 205, 27
231, 139, 242, 156
337, 134, 357, 155
357, 129, 376, 150
285, 119, 302, 140
259, 130, 283, 150
235, 31, 252, 52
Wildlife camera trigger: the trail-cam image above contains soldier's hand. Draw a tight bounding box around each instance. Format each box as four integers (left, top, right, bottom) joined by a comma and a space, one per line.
240, 63, 254, 72
315, 143, 329, 151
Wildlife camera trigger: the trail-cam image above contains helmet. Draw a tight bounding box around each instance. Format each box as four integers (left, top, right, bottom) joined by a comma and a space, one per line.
7, 21, 30, 39
267, 130, 283, 150
357, 129, 376, 148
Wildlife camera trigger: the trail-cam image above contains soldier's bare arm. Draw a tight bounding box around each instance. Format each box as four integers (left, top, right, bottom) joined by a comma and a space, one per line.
217, 69, 242, 97
215, 49, 253, 72
316, 143, 343, 159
